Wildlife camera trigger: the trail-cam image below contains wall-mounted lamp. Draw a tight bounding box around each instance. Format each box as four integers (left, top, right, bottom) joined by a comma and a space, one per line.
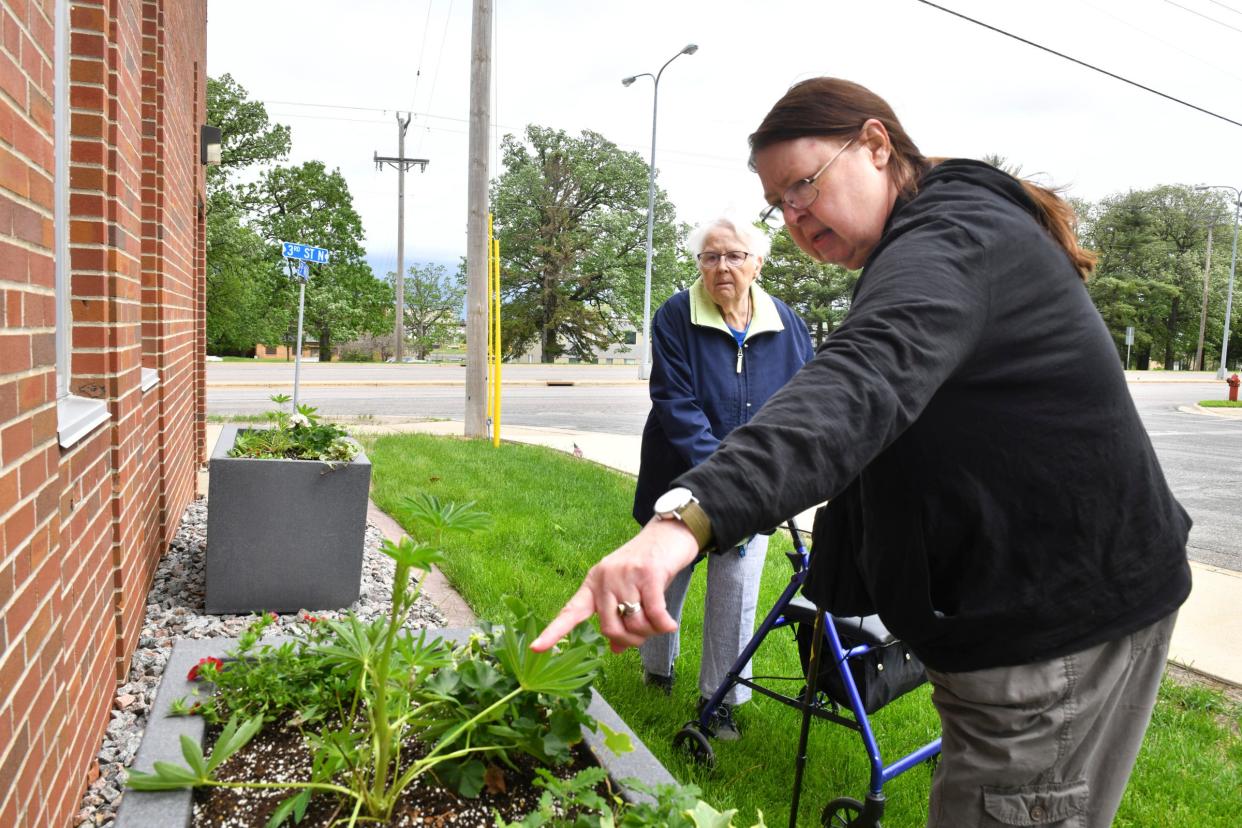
200, 124, 222, 166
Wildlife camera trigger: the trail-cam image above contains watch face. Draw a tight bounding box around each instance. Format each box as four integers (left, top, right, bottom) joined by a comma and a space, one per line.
655, 487, 693, 514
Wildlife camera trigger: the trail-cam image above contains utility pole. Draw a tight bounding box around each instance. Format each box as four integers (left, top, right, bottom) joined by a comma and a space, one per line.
374, 115, 427, 364
464, 0, 492, 437
1195, 223, 1215, 372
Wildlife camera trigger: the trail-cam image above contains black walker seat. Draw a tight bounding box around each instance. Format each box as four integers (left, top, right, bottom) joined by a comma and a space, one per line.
671, 520, 942, 828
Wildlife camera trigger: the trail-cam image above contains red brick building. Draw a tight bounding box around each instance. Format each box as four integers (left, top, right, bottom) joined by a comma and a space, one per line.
0, 1, 207, 825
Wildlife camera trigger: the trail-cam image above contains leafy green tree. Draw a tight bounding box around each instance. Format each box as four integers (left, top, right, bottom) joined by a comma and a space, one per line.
246, 162, 393, 361
491, 125, 690, 362
1083, 186, 1225, 369
204, 75, 293, 355
759, 226, 858, 347
387, 263, 465, 359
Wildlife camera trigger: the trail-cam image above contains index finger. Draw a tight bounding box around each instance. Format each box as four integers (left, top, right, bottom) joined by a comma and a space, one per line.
530, 584, 596, 652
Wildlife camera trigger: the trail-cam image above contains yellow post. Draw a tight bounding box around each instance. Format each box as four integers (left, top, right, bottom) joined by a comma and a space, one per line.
492, 235, 502, 447
486, 213, 495, 432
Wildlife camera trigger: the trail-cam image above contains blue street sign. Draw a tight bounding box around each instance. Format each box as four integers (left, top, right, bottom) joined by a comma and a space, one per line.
281, 241, 331, 264
296, 261, 309, 282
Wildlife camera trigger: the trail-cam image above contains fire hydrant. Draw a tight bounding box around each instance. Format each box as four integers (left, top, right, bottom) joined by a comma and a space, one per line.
1228, 374, 1240, 402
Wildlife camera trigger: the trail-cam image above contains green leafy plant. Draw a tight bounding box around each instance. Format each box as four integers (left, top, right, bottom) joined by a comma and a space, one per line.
495, 773, 769, 828
128, 497, 612, 826
228, 393, 359, 462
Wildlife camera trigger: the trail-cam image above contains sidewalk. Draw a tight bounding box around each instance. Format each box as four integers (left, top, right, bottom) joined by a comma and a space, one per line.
202, 419, 1242, 689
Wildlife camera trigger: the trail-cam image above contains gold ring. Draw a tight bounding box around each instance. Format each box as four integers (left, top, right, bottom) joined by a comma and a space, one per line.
618, 601, 641, 618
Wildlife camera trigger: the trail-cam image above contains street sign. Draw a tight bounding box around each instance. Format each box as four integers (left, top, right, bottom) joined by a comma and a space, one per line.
295, 261, 309, 282
1125, 326, 1135, 346
281, 241, 331, 264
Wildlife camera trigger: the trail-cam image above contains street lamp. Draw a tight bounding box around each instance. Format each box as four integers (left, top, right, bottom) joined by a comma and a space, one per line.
623, 42, 698, 380
1195, 185, 1242, 378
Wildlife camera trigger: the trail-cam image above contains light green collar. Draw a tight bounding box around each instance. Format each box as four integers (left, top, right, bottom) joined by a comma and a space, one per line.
688, 277, 785, 341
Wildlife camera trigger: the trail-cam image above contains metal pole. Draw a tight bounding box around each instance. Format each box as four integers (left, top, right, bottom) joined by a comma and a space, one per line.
639, 83, 659, 381
1218, 195, 1241, 379
627, 44, 696, 381
293, 278, 306, 410
464, 0, 493, 437
1195, 224, 1215, 372
394, 113, 411, 363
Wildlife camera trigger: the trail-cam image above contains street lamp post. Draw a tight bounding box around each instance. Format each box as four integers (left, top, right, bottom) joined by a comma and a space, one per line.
1196, 185, 1242, 378
623, 43, 698, 380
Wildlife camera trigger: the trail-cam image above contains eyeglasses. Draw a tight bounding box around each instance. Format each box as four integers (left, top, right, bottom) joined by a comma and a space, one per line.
696, 251, 751, 268
760, 136, 857, 228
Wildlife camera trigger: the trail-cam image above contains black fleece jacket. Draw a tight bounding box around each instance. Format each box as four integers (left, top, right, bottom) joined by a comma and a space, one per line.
676, 160, 1191, 672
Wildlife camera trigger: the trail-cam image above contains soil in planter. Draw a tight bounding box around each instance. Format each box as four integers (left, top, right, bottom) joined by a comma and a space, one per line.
193, 715, 609, 827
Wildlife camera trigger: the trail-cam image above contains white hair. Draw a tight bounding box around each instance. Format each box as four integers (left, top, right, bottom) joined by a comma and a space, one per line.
686, 213, 771, 262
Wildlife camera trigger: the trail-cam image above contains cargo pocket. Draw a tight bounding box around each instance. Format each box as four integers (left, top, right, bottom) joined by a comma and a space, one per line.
981, 780, 1088, 826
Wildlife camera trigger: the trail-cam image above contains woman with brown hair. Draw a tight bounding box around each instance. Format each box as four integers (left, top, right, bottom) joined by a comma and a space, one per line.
535, 78, 1190, 827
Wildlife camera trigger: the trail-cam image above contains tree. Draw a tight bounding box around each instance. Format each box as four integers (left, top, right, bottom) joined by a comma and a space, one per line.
206, 74, 292, 199
387, 263, 465, 359
1082, 186, 1225, 369
491, 125, 690, 362
246, 162, 393, 361
205, 75, 292, 355
759, 226, 858, 347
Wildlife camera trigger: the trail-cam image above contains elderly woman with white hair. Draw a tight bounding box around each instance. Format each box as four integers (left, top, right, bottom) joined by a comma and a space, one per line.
631, 214, 813, 739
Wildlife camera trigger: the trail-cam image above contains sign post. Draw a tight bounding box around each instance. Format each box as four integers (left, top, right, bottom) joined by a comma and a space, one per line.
1125, 325, 1135, 371
281, 243, 330, 409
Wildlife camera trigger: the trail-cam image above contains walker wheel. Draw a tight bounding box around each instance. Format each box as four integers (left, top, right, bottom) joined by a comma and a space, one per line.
821, 796, 871, 827
672, 723, 716, 768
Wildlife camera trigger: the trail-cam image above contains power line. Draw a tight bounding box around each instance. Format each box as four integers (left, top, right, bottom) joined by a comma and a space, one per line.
1082, 0, 1242, 87
407, 0, 437, 113
914, 0, 1242, 130
416, 0, 457, 155
1162, 0, 1242, 35
1207, 0, 1242, 17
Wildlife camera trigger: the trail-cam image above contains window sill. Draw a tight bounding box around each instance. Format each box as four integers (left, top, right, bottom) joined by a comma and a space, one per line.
57, 394, 110, 449
141, 367, 159, 392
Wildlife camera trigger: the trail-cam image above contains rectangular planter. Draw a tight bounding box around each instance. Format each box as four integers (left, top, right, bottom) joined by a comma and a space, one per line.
206, 425, 371, 614
114, 635, 677, 827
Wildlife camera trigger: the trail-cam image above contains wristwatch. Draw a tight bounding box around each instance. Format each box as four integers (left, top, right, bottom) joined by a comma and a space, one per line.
653, 487, 714, 552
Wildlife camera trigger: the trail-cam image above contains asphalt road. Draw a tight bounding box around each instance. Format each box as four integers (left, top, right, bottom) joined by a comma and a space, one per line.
207, 364, 1241, 571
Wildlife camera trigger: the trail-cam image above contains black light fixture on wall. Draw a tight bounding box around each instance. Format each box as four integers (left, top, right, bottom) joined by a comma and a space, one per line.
200, 124, 221, 166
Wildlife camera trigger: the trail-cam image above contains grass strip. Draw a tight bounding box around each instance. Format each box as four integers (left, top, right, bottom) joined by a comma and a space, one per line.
367, 432, 1242, 827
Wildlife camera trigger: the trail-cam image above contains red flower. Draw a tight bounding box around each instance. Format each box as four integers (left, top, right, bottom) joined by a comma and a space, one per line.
187, 656, 224, 681
303, 613, 320, 623
268, 612, 279, 621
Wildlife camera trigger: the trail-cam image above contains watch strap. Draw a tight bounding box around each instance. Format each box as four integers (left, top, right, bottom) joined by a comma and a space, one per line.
675, 500, 715, 553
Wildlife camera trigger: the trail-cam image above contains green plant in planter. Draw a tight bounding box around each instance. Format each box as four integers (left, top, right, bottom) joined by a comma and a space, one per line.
229, 393, 358, 462
129, 495, 610, 826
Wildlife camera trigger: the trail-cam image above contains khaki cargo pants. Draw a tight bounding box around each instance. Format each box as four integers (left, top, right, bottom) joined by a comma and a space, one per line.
925, 611, 1177, 827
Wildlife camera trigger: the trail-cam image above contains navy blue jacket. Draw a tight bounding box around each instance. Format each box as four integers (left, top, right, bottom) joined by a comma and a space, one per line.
633, 278, 814, 525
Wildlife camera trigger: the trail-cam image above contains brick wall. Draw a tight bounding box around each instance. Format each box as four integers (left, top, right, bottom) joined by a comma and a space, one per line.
0, 1, 206, 825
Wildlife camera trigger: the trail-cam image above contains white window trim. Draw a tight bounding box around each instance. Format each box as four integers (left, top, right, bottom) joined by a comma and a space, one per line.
140, 367, 159, 392
54, 0, 109, 449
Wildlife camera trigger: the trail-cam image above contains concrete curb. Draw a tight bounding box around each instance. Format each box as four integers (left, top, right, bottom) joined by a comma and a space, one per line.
1178, 404, 1242, 419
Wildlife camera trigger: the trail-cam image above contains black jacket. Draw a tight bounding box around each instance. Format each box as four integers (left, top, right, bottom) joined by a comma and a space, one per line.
676, 160, 1191, 672
633, 278, 814, 525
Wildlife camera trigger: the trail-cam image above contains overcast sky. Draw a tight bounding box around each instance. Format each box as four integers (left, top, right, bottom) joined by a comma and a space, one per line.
207, 0, 1242, 279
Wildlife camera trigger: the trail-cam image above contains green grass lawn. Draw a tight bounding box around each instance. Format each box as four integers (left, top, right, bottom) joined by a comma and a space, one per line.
1199, 399, 1242, 407
367, 433, 1242, 827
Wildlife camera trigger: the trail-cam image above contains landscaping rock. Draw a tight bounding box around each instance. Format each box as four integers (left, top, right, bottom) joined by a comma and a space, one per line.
74, 496, 446, 828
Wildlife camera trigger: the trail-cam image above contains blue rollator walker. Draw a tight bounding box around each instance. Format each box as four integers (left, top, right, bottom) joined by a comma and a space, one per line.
672, 519, 942, 827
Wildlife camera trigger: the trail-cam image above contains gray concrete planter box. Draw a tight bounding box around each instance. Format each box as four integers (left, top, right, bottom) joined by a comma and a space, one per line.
115, 635, 677, 827
206, 425, 371, 614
